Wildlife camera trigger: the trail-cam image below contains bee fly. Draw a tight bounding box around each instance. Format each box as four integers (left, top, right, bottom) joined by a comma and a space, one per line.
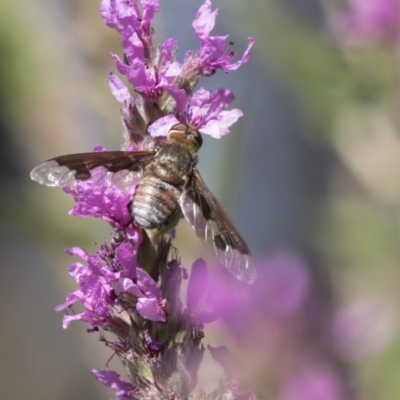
30, 124, 257, 284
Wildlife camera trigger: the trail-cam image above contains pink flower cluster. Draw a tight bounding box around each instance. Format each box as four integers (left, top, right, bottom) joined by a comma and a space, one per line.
331, 0, 400, 48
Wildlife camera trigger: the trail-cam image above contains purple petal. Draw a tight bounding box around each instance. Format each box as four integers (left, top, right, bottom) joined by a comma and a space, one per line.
187, 89, 211, 126
190, 87, 212, 112
193, 0, 218, 41
207, 88, 235, 118
222, 37, 254, 72
122, 31, 145, 63
100, 0, 118, 29
111, 53, 130, 76
125, 226, 140, 242
62, 312, 92, 329
126, 59, 155, 93
65, 247, 89, 262
93, 145, 106, 152
115, 0, 140, 24
55, 290, 82, 311
118, 277, 141, 297
68, 262, 89, 281
92, 369, 136, 399
187, 258, 208, 311
148, 115, 180, 137
136, 297, 166, 321
160, 38, 178, 63
162, 61, 181, 79
136, 268, 162, 300
161, 84, 188, 113
109, 72, 131, 103
142, 0, 160, 32
116, 242, 137, 279
200, 109, 243, 139
144, 336, 164, 354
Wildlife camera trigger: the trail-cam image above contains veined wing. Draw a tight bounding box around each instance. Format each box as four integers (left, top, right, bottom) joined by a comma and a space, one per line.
179, 169, 256, 284
30, 151, 155, 191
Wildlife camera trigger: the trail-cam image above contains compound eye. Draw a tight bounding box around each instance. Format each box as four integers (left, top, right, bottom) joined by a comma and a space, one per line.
183, 125, 202, 149
169, 123, 187, 134
192, 129, 203, 149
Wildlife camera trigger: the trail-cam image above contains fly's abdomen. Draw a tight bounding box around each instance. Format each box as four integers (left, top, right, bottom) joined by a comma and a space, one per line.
132, 175, 181, 230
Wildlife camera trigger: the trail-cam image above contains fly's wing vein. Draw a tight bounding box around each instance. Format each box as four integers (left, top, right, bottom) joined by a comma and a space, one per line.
179, 169, 256, 284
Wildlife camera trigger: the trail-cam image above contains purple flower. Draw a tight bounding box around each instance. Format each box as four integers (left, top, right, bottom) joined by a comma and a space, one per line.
55, 248, 117, 329
187, 258, 208, 312
185, 258, 219, 323
201, 253, 310, 331
110, 54, 187, 111
186, 0, 254, 76
118, 267, 166, 322
66, 180, 134, 229
187, 87, 243, 138
56, 239, 166, 329
331, 0, 400, 47
92, 369, 137, 399
148, 87, 243, 138
109, 72, 132, 104
331, 298, 395, 361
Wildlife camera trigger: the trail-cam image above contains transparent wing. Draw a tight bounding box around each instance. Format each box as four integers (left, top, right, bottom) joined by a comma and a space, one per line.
30, 151, 155, 192
179, 169, 256, 284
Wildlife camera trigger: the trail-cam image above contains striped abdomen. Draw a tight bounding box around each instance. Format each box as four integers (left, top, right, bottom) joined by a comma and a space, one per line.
132, 175, 181, 230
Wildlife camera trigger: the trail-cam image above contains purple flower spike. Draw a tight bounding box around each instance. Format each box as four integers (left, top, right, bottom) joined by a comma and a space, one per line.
44, 0, 255, 397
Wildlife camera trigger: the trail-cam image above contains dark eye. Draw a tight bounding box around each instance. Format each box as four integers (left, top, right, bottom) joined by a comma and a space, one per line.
192, 129, 203, 149
170, 123, 187, 134
183, 125, 202, 149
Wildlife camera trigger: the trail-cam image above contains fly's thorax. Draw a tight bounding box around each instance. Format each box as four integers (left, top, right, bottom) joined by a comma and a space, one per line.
152, 143, 197, 185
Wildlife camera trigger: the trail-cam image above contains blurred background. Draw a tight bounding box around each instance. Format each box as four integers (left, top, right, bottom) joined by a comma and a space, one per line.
2, 0, 400, 398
